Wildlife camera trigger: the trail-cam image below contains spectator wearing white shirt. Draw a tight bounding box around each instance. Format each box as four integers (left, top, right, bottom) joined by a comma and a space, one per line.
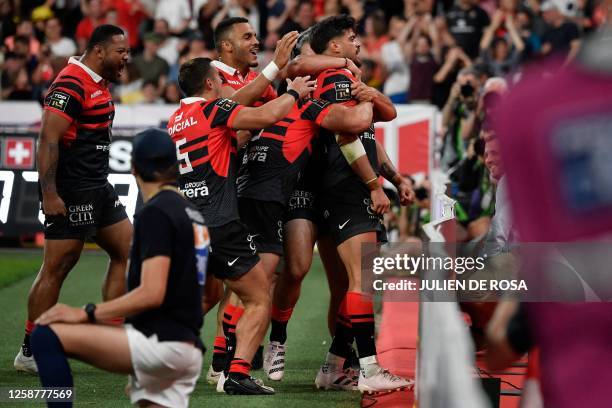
44, 17, 76, 57
155, 0, 191, 36
381, 15, 410, 104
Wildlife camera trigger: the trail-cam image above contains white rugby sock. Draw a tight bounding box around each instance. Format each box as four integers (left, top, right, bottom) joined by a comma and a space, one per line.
359, 355, 379, 378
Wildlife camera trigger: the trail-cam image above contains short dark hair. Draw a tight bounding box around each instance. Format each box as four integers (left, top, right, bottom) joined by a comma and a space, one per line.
214, 17, 249, 51
86, 24, 124, 51
178, 57, 215, 97
292, 26, 314, 59
310, 15, 356, 54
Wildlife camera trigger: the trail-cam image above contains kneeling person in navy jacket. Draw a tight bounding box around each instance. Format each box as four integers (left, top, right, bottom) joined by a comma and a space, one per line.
31, 128, 209, 408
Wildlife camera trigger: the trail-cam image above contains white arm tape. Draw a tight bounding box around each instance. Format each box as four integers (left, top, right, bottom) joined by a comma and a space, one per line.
262, 61, 280, 81
338, 135, 366, 165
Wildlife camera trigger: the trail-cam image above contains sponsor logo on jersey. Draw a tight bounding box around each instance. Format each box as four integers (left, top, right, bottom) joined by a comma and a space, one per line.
90, 90, 103, 99
168, 115, 198, 136
68, 203, 95, 225
216, 98, 236, 112
181, 181, 209, 199
46, 91, 71, 112
334, 81, 351, 101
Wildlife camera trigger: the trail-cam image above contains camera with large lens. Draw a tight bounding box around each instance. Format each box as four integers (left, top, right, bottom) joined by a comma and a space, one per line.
460, 83, 475, 98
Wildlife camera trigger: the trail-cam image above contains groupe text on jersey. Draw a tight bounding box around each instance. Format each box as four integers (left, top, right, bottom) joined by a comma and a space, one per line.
167, 97, 245, 227
42, 57, 114, 192
313, 68, 379, 190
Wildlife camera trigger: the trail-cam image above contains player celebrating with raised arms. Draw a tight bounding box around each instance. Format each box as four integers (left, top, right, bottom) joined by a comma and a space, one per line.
169, 57, 314, 395
15, 25, 133, 374
205, 18, 299, 382
30, 128, 208, 408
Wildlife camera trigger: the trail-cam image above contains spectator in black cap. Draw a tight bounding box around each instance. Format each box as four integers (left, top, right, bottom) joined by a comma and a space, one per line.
30, 128, 209, 408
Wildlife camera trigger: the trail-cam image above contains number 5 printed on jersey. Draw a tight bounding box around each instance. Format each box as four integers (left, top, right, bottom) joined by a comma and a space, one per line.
176, 138, 193, 174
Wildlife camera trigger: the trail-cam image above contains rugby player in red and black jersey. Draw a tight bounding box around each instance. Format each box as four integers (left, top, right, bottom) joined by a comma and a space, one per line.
14, 25, 133, 374
169, 57, 314, 395
307, 15, 415, 392
236, 87, 376, 381
205, 17, 299, 383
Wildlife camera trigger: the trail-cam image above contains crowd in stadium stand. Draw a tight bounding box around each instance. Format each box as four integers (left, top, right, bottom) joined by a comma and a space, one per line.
0, 0, 601, 105
0, 0, 605, 242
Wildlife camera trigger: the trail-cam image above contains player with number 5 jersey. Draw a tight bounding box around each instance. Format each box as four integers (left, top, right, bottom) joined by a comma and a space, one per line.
168, 57, 314, 395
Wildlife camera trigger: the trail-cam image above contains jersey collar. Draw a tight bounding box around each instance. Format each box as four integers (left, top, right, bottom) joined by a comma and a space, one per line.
68, 56, 103, 83
212, 59, 250, 81
181, 97, 207, 104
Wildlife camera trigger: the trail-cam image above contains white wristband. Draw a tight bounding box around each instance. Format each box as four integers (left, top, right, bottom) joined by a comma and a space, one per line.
262, 61, 280, 81
337, 135, 366, 164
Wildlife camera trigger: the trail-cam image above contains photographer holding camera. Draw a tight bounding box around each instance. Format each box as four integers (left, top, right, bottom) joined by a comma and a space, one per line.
440, 67, 480, 171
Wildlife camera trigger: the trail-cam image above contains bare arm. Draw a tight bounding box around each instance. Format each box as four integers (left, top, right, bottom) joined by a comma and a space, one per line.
505, 14, 525, 52
36, 256, 171, 325
232, 77, 315, 130
336, 132, 389, 214
351, 82, 397, 122
372, 92, 397, 123
229, 31, 299, 106
320, 102, 373, 134
286, 55, 360, 80
486, 299, 524, 371
480, 10, 504, 51
376, 140, 415, 205
38, 110, 70, 216
94, 257, 170, 319
433, 48, 460, 83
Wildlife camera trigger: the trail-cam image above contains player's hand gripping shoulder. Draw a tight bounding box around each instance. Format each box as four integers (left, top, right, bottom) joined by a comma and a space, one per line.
350, 81, 379, 103
351, 81, 397, 122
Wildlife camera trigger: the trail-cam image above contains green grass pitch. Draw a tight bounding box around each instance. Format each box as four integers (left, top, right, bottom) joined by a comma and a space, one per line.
0, 249, 360, 407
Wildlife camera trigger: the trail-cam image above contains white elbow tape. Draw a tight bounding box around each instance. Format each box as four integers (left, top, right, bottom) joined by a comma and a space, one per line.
262, 61, 280, 81
338, 136, 366, 165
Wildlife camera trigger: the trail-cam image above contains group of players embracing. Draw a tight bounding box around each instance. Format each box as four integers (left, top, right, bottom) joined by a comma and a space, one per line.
16, 13, 416, 406
172, 14, 416, 395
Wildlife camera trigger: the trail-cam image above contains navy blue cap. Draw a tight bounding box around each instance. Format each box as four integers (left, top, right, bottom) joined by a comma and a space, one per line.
132, 128, 177, 177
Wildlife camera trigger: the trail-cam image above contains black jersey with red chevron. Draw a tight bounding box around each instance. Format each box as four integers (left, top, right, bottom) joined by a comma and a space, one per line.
168, 97, 244, 227
313, 68, 378, 191
236, 98, 332, 204
42, 60, 115, 192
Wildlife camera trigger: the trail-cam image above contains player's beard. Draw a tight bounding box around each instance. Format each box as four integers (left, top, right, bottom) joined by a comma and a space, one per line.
101, 58, 122, 83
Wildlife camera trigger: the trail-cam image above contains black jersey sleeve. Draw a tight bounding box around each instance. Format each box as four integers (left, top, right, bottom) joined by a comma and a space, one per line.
137, 206, 174, 259
300, 98, 332, 125
43, 83, 84, 122
210, 98, 244, 128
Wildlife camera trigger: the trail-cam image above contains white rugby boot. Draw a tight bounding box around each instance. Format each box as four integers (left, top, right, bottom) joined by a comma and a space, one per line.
315, 362, 358, 391
14, 349, 38, 374
357, 366, 414, 393
263, 341, 286, 381
206, 364, 222, 385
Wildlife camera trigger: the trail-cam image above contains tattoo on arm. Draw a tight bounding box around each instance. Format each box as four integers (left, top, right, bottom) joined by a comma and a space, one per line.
39, 142, 59, 194
380, 161, 399, 183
